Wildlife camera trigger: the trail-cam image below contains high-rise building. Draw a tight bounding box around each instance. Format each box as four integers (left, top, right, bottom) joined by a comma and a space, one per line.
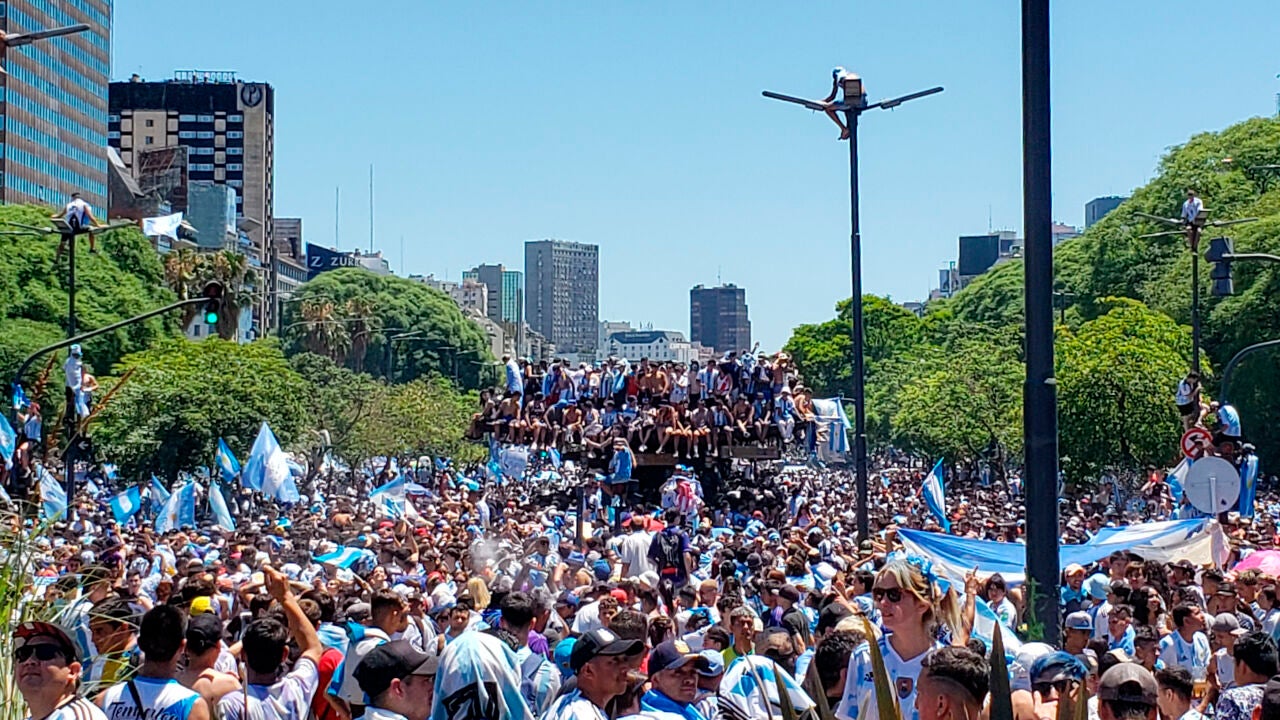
525, 240, 599, 358
1085, 196, 1127, 228
463, 263, 524, 337
689, 284, 751, 355
110, 71, 276, 326
272, 218, 307, 325
0, 0, 112, 214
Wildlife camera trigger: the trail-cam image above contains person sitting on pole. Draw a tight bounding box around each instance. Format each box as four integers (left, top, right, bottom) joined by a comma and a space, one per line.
54, 193, 104, 255
820, 67, 853, 140
1174, 370, 1203, 431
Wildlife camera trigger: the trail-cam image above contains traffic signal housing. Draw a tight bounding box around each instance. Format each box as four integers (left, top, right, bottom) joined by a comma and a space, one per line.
202, 281, 224, 325
1205, 237, 1234, 297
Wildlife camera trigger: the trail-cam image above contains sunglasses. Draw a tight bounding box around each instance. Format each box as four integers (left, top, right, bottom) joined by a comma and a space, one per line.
872, 587, 904, 603
14, 644, 66, 663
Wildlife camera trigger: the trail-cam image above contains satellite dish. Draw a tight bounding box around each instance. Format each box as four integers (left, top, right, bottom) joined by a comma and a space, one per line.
1183, 457, 1240, 514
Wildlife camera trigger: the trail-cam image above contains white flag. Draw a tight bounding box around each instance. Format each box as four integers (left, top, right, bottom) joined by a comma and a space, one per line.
142, 212, 183, 240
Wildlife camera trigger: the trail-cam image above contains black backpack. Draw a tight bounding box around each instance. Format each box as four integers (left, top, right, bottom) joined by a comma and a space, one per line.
657, 530, 683, 575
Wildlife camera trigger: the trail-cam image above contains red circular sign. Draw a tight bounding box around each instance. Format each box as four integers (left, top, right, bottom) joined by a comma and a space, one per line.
1181, 427, 1213, 458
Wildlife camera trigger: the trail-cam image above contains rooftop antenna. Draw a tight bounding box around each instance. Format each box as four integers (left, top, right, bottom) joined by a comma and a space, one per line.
988, 204, 993, 233
717, 266, 722, 285
334, 186, 340, 249
369, 164, 375, 253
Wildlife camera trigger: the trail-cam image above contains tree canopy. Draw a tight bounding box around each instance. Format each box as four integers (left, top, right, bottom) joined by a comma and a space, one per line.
281, 269, 496, 389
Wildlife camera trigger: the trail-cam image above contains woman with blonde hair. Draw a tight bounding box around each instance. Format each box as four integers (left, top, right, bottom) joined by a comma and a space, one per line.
834, 557, 970, 720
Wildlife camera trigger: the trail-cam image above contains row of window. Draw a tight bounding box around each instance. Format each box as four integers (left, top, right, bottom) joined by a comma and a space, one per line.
6, 116, 106, 173
7, 62, 104, 122
6, 4, 108, 76
6, 87, 106, 146
175, 130, 244, 140
4, 145, 107, 198
187, 162, 243, 172
17, 41, 107, 99
9, 0, 110, 53
110, 113, 244, 124
186, 146, 244, 157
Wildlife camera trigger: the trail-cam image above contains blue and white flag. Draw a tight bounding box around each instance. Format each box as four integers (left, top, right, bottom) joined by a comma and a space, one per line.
155, 481, 196, 532
102, 463, 119, 482
1239, 454, 1261, 518
12, 384, 29, 411
150, 474, 171, 504
215, 438, 241, 483
109, 486, 143, 525
922, 459, 950, 532
499, 446, 529, 480
971, 595, 1023, 654
1167, 458, 1188, 503
719, 655, 815, 720
142, 212, 184, 240
38, 465, 66, 521
208, 481, 236, 531
243, 422, 291, 500
313, 546, 375, 569
547, 448, 562, 469
370, 477, 407, 518
0, 412, 15, 469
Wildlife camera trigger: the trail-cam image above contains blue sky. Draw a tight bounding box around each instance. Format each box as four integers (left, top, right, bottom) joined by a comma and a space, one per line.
113, 1, 1279, 351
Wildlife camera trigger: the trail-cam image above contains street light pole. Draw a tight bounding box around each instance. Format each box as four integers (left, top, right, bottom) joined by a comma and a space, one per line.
764, 75, 942, 542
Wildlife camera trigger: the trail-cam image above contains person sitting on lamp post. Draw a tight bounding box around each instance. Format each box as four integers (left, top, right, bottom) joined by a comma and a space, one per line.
1182, 189, 1204, 226
820, 67, 854, 140
54, 193, 104, 255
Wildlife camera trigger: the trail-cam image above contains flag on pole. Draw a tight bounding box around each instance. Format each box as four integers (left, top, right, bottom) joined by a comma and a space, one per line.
370, 477, 407, 518
150, 474, 171, 504
38, 465, 66, 521
155, 481, 195, 532
108, 486, 143, 525
12, 384, 29, 411
243, 422, 291, 499
1239, 454, 1261, 518
208, 481, 236, 531
922, 459, 950, 532
0, 412, 15, 469
142, 212, 183, 240
215, 438, 241, 483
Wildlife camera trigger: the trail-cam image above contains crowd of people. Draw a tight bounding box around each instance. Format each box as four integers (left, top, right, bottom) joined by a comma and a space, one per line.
469, 353, 817, 458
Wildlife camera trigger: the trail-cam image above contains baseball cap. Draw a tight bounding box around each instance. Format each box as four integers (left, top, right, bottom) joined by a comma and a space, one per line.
776, 584, 801, 603
648, 639, 711, 677
1065, 611, 1093, 632
185, 613, 225, 654
570, 628, 644, 672
189, 596, 215, 615
554, 638, 578, 676
697, 649, 725, 677
1211, 613, 1247, 636
12, 622, 77, 662
1063, 563, 1086, 577
354, 640, 440, 698
1098, 663, 1158, 706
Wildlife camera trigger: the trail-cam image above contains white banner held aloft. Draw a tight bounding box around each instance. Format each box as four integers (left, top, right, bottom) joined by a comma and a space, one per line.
142, 212, 183, 240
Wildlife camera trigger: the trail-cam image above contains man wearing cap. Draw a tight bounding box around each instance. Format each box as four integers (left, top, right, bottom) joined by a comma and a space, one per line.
1215, 632, 1277, 720
1063, 612, 1093, 655
352, 640, 438, 720
13, 622, 108, 720
640, 639, 711, 720
692, 649, 724, 720
541, 628, 644, 720
1097, 664, 1159, 720
84, 598, 141, 692
1209, 613, 1247, 690
775, 584, 811, 654
1061, 564, 1088, 615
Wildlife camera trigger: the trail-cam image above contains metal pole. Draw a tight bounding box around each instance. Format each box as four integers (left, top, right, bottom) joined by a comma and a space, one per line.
1220, 339, 1280, 405
1191, 243, 1201, 373
66, 232, 76, 336
1022, 0, 1060, 646
64, 231, 77, 499
844, 109, 870, 543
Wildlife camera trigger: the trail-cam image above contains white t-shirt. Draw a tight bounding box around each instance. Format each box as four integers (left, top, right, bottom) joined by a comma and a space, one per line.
836, 635, 940, 720
99, 676, 202, 720
219, 657, 319, 720
64, 356, 82, 391
542, 690, 607, 720
30, 697, 108, 720
1214, 648, 1235, 689
618, 530, 656, 577
1159, 630, 1211, 681
65, 198, 92, 225
571, 601, 603, 635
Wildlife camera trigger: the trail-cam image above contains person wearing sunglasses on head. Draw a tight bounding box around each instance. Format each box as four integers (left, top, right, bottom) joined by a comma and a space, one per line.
835, 558, 967, 720
13, 622, 108, 720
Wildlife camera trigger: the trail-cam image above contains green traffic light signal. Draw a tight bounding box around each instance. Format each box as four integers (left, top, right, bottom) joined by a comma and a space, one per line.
205, 310, 219, 324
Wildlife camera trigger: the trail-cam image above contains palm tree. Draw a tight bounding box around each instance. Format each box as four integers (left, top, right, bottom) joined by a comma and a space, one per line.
298, 298, 351, 364
163, 248, 202, 328
344, 296, 379, 373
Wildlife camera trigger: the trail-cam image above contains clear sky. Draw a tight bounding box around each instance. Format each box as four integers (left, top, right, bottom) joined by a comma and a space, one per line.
113, 1, 1279, 351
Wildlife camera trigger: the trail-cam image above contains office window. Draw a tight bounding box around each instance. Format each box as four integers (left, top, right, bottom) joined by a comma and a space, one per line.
145, 136, 154, 145
228, 180, 243, 188
178, 131, 195, 139
227, 163, 243, 171
228, 114, 243, 122
196, 131, 214, 139
179, 114, 196, 122
197, 114, 214, 122
144, 119, 155, 127
108, 114, 119, 123
108, 130, 119, 139
226, 147, 243, 156
227, 131, 244, 139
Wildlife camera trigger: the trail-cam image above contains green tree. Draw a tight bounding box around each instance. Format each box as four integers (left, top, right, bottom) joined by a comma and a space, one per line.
288, 352, 382, 458
281, 269, 494, 388
1056, 299, 1190, 480
341, 378, 484, 467
92, 338, 310, 481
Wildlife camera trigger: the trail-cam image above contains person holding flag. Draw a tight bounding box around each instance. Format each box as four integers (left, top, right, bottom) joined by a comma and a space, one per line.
921, 459, 950, 533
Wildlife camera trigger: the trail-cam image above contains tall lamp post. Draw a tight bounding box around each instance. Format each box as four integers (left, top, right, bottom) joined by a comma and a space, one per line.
764, 74, 942, 541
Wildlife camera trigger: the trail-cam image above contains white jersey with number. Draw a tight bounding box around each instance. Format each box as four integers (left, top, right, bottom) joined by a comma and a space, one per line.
836, 635, 941, 720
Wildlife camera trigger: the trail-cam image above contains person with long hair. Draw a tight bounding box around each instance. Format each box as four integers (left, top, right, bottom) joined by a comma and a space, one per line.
835, 558, 967, 720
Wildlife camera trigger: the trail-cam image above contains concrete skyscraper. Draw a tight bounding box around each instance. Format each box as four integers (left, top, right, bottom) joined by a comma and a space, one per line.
463, 263, 524, 353
1085, 196, 1127, 228
525, 240, 599, 358
1, 0, 112, 213
690, 284, 751, 355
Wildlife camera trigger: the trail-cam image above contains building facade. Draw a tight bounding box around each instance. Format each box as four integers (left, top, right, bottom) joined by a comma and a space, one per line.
606, 330, 693, 364
0, 0, 112, 214
1085, 196, 1127, 228
525, 240, 599, 357
463, 263, 525, 352
272, 217, 307, 327
689, 284, 751, 355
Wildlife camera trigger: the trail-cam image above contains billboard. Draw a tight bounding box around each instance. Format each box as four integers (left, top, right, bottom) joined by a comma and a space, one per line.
306, 244, 359, 280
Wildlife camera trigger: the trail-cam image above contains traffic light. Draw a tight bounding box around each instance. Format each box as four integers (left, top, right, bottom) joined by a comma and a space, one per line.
202, 281, 224, 325
1205, 237, 1234, 297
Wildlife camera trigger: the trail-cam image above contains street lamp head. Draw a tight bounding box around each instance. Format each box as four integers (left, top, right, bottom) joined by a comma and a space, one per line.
840, 73, 865, 106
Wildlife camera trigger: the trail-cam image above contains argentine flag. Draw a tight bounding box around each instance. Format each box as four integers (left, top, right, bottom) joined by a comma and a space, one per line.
243, 422, 292, 500
1239, 454, 1260, 518
208, 481, 236, 531
370, 476, 407, 518
109, 486, 143, 525
12, 384, 29, 411
314, 546, 375, 569
0, 412, 15, 469
156, 481, 196, 532
922, 458, 950, 532
1167, 458, 1188, 503
38, 465, 66, 521
215, 438, 241, 483
150, 474, 171, 503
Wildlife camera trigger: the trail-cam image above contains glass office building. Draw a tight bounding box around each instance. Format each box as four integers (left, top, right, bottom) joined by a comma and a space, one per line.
0, 0, 112, 215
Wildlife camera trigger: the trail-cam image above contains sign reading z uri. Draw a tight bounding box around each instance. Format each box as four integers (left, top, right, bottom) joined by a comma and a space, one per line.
305, 243, 359, 279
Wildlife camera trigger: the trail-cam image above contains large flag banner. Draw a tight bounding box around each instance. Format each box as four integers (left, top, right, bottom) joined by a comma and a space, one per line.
499, 446, 529, 480
155, 481, 196, 532
243, 422, 291, 499
38, 465, 66, 521
0, 412, 15, 469
922, 459, 950, 532
1239, 454, 1260, 518
370, 477, 407, 518
150, 474, 171, 503
142, 212, 183, 240
109, 486, 143, 525
809, 398, 851, 462
208, 481, 236, 531
216, 438, 241, 483
313, 546, 375, 569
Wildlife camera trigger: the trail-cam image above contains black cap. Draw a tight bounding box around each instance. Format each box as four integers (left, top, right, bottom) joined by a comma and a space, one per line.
185, 613, 224, 654
355, 640, 440, 698
570, 628, 644, 672
816, 603, 852, 635
1098, 664, 1157, 706
648, 639, 711, 677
